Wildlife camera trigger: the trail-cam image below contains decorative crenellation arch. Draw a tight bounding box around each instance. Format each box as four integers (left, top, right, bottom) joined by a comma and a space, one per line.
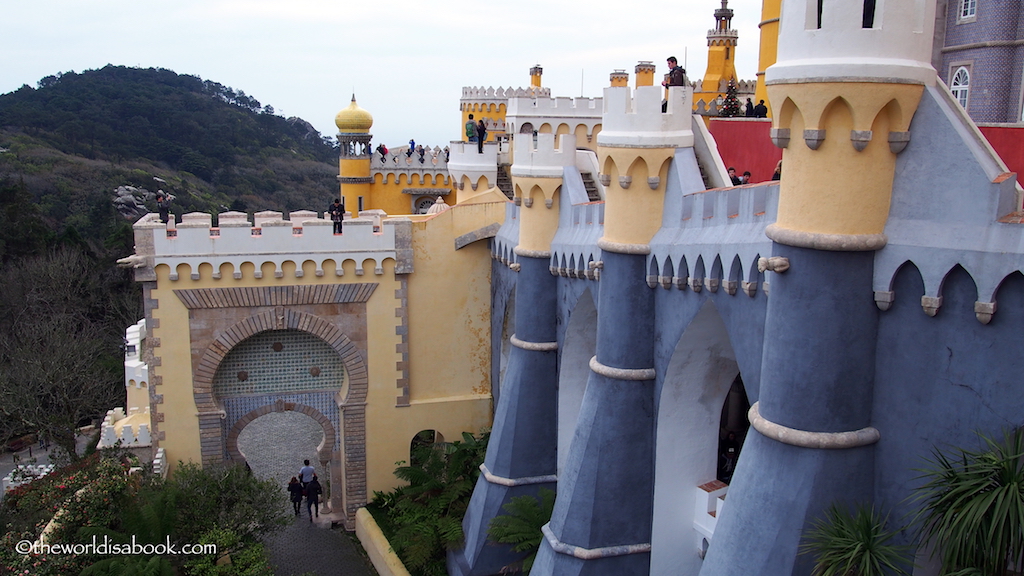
192, 308, 369, 524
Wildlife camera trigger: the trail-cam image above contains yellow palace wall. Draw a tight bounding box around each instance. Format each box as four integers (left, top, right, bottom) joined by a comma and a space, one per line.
368, 173, 458, 216
144, 202, 503, 498
364, 201, 505, 491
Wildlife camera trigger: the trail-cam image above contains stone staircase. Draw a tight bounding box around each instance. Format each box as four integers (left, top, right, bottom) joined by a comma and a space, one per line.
496, 165, 514, 200
580, 172, 602, 202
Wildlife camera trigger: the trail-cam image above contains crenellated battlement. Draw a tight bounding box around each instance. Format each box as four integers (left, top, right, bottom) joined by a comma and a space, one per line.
461, 86, 550, 103
693, 78, 757, 95
768, 0, 937, 85
447, 141, 504, 191
507, 96, 602, 118
129, 211, 413, 281
371, 145, 452, 184
511, 134, 577, 179
598, 86, 694, 149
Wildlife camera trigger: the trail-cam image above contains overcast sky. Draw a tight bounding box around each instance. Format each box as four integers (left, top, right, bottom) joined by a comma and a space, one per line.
1, 0, 762, 149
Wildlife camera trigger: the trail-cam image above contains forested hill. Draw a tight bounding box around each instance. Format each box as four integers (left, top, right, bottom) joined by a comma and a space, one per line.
0, 65, 337, 175
0, 65, 341, 236
0, 67, 343, 447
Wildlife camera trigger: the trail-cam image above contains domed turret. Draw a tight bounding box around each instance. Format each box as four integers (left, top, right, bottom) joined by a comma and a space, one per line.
335, 95, 373, 133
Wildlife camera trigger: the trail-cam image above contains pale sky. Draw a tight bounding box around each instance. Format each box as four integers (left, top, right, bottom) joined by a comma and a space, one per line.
0, 0, 762, 150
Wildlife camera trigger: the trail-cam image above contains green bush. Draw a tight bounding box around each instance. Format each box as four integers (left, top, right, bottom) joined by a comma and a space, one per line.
371, 430, 489, 576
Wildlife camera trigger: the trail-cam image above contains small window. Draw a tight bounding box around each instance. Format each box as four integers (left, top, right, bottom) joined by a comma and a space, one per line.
960, 0, 976, 19
357, 196, 364, 211
816, 0, 823, 28
862, 0, 877, 28
951, 67, 970, 109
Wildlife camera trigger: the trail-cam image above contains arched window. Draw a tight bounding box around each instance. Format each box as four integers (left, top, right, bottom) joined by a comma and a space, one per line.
951, 67, 970, 109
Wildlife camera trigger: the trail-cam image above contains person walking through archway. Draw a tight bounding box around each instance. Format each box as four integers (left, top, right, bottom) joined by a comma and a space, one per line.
305, 474, 323, 521
287, 477, 303, 516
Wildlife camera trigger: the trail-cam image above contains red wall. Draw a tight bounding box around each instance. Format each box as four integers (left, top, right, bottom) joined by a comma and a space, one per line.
979, 125, 1024, 188
708, 119, 1022, 188
708, 118, 782, 184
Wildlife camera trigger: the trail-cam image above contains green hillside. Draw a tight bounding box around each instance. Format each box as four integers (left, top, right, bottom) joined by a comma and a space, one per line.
0, 66, 342, 449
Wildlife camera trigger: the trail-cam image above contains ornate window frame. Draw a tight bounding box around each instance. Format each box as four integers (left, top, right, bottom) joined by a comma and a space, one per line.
950, 65, 971, 110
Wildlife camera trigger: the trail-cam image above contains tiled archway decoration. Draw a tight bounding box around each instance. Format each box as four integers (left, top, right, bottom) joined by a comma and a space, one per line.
192, 307, 368, 523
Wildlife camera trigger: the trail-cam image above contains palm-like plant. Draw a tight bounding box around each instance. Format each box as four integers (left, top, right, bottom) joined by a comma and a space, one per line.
915, 428, 1024, 576
800, 504, 912, 576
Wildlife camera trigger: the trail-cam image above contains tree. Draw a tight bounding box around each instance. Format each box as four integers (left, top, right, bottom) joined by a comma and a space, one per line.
719, 79, 741, 117
0, 248, 128, 458
915, 428, 1024, 576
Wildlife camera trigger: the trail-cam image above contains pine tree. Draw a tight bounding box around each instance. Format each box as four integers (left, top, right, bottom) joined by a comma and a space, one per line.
719, 79, 741, 117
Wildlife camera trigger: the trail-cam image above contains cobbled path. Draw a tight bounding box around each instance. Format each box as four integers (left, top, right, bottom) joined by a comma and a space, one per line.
237, 411, 377, 576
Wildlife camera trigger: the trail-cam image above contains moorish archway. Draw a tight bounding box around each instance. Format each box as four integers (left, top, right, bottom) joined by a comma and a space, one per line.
191, 307, 369, 526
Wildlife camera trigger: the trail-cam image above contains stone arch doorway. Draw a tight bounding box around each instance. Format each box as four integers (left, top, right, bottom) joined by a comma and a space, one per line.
233, 409, 331, 493
191, 308, 369, 527
650, 300, 740, 576
228, 402, 337, 481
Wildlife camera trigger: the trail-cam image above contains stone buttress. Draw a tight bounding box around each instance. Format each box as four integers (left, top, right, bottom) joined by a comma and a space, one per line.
448, 134, 575, 576
531, 84, 692, 576
699, 0, 935, 573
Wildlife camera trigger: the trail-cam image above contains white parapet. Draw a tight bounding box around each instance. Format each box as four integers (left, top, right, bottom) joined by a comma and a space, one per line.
512, 134, 578, 179
132, 211, 413, 280
768, 0, 936, 85
97, 406, 153, 448
598, 86, 694, 149
693, 480, 729, 554
447, 141, 499, 190
461, 86, 550, 107
506, 96, 602, 137
2, 464, 56, 495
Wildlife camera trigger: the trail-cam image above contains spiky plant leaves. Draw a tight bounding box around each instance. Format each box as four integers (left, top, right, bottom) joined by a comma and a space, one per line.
488, 488, 556, 574
799, 503, 912, 576
914, 428, 1024, 576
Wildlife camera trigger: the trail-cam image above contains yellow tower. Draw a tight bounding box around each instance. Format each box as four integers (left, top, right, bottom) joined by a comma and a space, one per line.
610, 70, 629, 88
530, 64, 543, 88
753, 0, 781, 117
335, 95, 373, 218
765, 0, 935, 246
697, 0, 739, 106
634, 61, 656, 88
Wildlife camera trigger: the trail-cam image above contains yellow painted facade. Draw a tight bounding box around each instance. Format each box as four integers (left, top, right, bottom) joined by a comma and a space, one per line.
767, 82, 924, 237
460, 103, 508, 143
754, 0, 781, 117
369, 172, 458, 216
141, 195, 505, 521
513, 177, 562, 254
598, 147, 675, 247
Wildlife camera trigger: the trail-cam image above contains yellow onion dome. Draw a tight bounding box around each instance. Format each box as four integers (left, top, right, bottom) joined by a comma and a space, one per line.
335, 94, 373, 133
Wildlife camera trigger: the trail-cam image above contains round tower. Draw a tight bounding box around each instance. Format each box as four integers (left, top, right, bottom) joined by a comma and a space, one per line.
701, 0, 739, 94
634, 61, 656, 87
701, 1, 938, 573
530, 64, 543, 88
753, 0, 781, 116
765, 0, 936, 245
335, 95, 373, 218
532, 82, 692, 575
